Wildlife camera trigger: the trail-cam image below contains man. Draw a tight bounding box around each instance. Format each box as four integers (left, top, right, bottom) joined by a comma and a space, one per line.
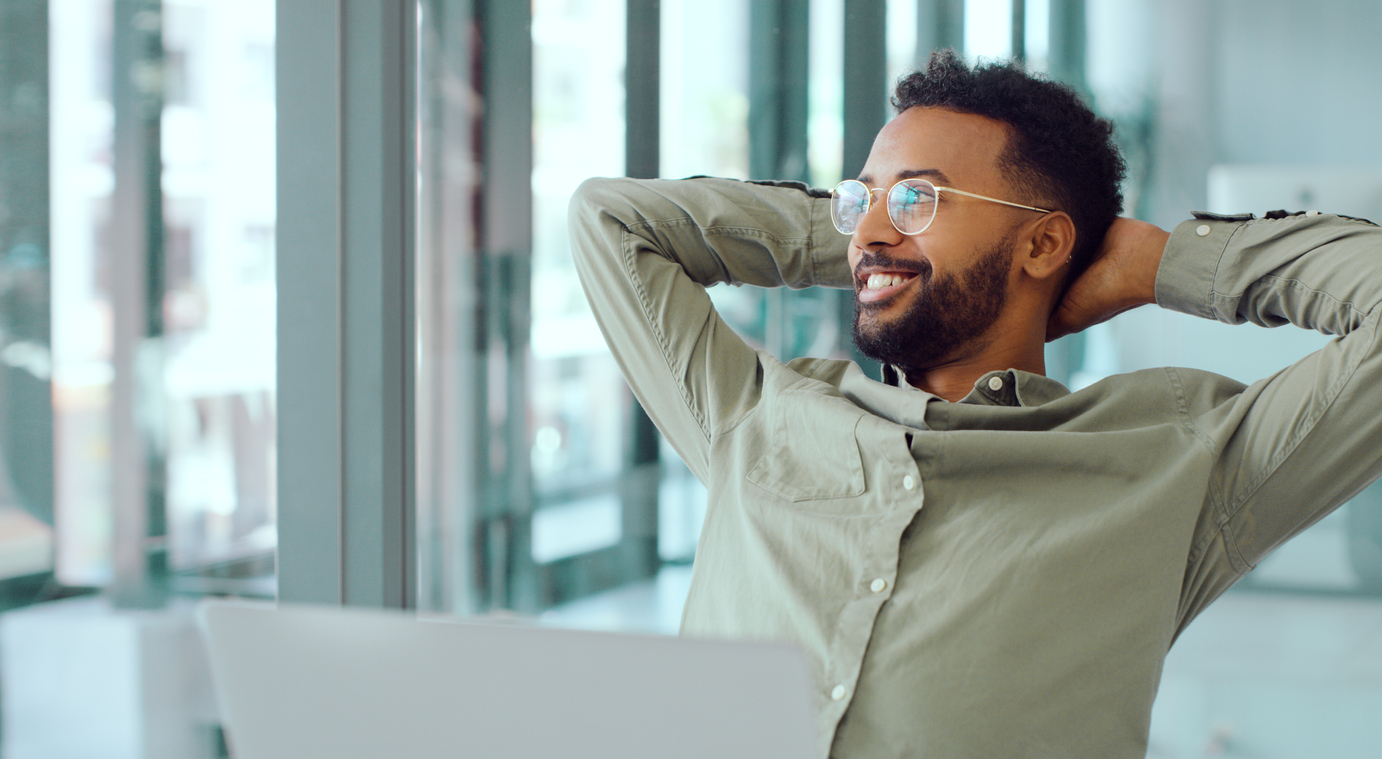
568, 50, 1382, 757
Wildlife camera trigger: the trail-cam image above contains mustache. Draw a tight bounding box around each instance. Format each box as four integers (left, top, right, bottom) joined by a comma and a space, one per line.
854, 251, 932, 279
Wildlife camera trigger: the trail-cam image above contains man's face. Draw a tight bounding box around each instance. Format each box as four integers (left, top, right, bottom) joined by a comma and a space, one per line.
847, 107, 1029, 372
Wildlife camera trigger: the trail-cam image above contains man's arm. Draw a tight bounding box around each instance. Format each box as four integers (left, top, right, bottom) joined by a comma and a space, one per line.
1056, 212, 1382, 571
567, 176, 847, 482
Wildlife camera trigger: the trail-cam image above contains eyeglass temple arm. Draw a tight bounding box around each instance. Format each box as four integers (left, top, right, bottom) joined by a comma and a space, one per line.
936, 186, 1051, 215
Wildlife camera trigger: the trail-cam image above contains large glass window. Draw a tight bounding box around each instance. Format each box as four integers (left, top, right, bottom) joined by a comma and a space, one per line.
528, 0, 629, 568
47, 0, 277, 591
2, 1, 275, 755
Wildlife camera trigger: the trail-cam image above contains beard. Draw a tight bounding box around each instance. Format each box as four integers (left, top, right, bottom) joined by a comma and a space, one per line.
851, 236, 1012, 373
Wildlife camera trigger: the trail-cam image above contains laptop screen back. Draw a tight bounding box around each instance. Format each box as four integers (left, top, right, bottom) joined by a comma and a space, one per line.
198, 602, 818, 759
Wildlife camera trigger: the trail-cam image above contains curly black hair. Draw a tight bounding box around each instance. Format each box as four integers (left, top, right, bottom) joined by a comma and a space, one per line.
892, 50, 1125, 284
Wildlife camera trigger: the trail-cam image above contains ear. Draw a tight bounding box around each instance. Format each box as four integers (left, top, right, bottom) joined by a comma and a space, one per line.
1018, 212, 1075, 281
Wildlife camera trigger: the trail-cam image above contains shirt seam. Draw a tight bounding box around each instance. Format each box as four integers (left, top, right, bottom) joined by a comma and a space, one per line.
1204, 223, 1237, 317
625, 218, 812, 288
618, 225, 713, 444
1165, 366, 1246, 571
1209, 273, 1371, 328
1217, 303, 1382, 564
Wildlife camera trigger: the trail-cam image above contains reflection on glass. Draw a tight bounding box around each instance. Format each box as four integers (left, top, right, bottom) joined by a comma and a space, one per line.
657, 0, 751, 562
964, 0, 1014, 60
808, 0, 843, 189
659, 0, 749, 181
414, 0, 481, 615
529, 0, 627, 563
49, 0, 277, 587
51, 0, 117, 585
159, 0, 277, 582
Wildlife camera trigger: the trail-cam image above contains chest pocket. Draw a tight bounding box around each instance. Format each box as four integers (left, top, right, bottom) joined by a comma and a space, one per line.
746, 390, 866, 502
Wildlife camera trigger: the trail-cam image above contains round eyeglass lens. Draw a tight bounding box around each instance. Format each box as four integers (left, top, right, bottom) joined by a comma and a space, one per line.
830, 180, 870, 234
887, 179, 938, 235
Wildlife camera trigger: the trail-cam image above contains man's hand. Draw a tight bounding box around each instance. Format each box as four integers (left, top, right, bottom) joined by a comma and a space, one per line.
1047, 217, 1170, 341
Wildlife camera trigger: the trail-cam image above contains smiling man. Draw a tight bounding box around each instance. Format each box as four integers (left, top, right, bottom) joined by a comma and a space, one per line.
569, 51, 1382, 758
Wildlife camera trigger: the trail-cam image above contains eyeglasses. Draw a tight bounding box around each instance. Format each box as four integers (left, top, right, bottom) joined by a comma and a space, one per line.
829, 178, 1051, 236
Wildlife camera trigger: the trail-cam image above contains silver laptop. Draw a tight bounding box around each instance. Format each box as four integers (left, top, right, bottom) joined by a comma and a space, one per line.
198, 602, 818, 759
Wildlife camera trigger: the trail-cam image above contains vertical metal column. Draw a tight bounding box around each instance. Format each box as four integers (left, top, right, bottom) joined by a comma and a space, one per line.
109, 0, 167, 609
842, 0, 886, 181
1011, 0, 1026, 63
622, 0, 662, 582
415, 0, 482, 616
626, 0, 660, 180
1048, 0, 1088, 93
749, 1, 809, 362
474, 0, 535, 611
748, 0, 810, 182
0, 0, 55, 529
840, 1, 888, 379
916, 0, 965, 63
1041, 0, 1089, 386
277, 0, 417, 609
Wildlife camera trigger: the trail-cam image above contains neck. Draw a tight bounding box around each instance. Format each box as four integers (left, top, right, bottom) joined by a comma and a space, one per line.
902, 312, 1049, 402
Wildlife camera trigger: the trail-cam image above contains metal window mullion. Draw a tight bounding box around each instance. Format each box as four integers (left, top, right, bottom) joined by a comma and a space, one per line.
339, 0, 416, 609
475, 0, 534, 611
277, 0, 416, 609
748, 0, 809, 183
1048, 0, 1087, 94
749, 0, 808, 363
109, 0, 167, 609
842, 0, 885, 182
915, 0, 964, 62
1011, 0, 1026, 63
621, 0, 661, 582
836, 1, 887, 379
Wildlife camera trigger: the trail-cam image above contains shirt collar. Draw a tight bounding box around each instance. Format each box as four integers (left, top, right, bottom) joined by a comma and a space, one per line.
882, 364, 1071, 407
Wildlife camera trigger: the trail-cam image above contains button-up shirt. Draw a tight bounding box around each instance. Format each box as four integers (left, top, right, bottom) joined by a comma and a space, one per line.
568, 176, 1382, 758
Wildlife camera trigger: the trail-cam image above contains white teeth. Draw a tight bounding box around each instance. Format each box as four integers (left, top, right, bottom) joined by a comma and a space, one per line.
865, 273, 906, 290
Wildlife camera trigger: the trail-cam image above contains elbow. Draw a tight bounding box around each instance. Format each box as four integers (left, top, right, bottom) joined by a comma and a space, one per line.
568, 176, 628, 227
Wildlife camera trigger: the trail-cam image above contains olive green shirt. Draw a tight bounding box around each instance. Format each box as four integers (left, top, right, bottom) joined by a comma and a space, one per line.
568, 176, 1382, 758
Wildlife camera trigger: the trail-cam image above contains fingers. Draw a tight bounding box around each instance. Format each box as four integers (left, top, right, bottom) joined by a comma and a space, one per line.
1045, 218, 1168, 342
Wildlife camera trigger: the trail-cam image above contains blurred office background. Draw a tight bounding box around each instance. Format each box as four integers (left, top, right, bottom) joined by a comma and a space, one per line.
1, 0, 1381, 756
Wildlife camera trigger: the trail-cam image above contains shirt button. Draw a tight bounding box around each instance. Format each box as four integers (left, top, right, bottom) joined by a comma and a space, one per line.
831, 684, 848, 701
1196, 224, 1211, 237
870, 578, 888, 593
987, 375, 1004, 391
902, 474, 915, 491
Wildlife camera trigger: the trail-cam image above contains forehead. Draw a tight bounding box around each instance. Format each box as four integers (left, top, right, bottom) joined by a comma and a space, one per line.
859, 107, 1012, 190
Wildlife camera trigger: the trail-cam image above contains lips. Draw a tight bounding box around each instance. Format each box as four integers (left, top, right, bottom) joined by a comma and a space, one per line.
854, 251, 930, 306
856, 271, 919, 304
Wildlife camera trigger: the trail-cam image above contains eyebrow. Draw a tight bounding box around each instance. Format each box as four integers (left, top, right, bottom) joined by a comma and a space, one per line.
856, 168, 954, 187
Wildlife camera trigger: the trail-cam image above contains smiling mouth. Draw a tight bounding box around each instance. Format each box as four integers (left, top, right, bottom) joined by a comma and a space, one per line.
856, 270, 920, 305
864, 272, 915, 290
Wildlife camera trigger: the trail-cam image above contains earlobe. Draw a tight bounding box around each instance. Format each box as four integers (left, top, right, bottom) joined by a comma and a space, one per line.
1022, 212, 1075, 280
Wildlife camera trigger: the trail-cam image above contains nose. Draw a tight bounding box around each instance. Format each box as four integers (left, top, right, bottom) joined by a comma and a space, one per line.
852, 186, 902, 249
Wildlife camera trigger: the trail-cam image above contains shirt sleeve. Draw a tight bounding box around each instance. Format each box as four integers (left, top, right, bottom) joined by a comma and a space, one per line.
567, 176, 849, 482
1156, 211, 1382, 568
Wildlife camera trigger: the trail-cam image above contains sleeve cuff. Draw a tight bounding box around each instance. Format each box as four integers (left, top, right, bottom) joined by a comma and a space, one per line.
1154, 213, 1248, 322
